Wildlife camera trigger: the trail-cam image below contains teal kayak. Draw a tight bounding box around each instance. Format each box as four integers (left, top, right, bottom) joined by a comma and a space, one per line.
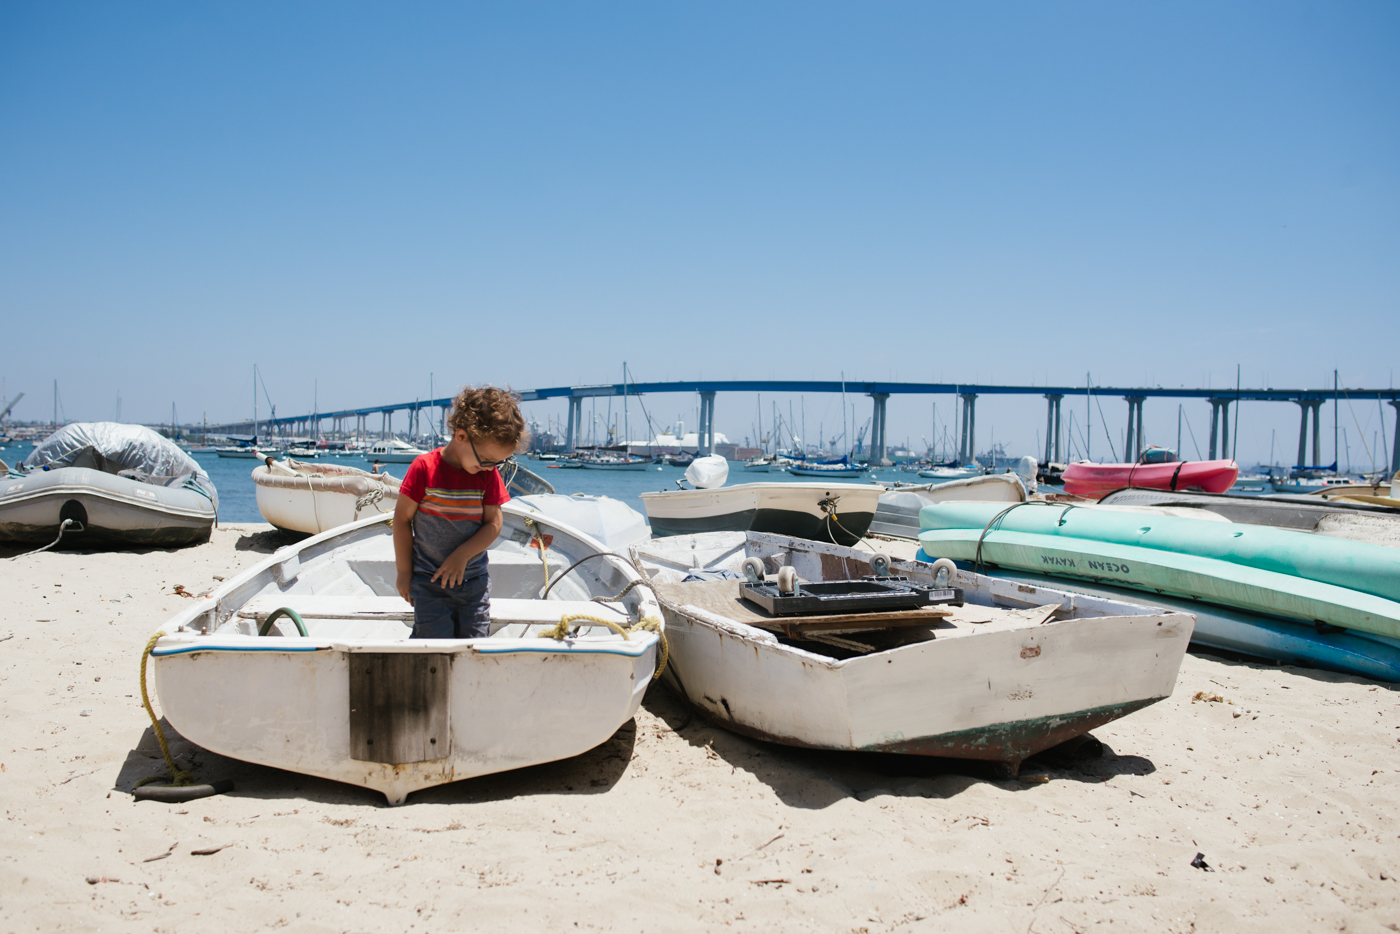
919, 501, 1400, 603
915, 527, 1400, 641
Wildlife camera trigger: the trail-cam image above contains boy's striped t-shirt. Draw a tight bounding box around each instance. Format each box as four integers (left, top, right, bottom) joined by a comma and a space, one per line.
399, 449, 509, 583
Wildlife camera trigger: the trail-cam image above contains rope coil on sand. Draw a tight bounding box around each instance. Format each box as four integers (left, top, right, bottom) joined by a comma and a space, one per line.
135, 632, 196, 789
135, 634, 234, 802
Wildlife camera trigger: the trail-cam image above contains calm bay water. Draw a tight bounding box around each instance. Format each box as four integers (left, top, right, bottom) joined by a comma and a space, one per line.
191, 451, 922, 524
6, 438, 1085, 526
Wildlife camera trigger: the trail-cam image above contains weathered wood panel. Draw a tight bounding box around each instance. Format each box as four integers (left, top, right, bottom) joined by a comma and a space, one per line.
349, 653, 451, 764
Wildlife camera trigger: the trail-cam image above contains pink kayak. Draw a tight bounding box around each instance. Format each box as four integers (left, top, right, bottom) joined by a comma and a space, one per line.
1062, 459, 1239, 499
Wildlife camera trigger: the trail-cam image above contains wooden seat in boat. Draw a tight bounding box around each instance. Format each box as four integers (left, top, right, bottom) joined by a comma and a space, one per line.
236, 595, 629, 626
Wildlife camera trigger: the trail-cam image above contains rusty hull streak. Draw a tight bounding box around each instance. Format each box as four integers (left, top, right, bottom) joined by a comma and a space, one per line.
676, 693, 1164, 774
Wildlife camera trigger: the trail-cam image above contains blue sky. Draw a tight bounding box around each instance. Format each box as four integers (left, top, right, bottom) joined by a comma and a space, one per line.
2, 3, 1397, 463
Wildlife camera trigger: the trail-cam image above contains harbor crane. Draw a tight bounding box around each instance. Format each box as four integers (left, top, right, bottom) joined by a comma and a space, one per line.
0, 392, 24, 423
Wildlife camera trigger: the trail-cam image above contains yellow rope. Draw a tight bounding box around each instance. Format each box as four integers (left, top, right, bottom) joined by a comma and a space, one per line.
523, 517, 550, 592
630, 616, 669, 680
134, 632, 196, 789
538, 613, 630, 640
536, 613, 669, 680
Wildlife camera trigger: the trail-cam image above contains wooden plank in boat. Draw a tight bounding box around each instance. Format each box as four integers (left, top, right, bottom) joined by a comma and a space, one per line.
349, 653, 450, 764
652, 579, 950, 636
236, 595, 627, 624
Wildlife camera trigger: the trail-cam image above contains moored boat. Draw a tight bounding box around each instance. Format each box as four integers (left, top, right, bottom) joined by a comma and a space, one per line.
916, 465, 985, 482
869, 474, 1027, 540
577, 454, 655, 470
367, 439, 430, 464
631, 531, 1193, 774
639, 481, 881, 546
254, 455, 556, 536
149, 507, 664, 805
787, 456, 870, 478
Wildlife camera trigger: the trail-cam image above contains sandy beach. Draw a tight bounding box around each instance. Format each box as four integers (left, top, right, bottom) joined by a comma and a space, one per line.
2, 523, 1397, 932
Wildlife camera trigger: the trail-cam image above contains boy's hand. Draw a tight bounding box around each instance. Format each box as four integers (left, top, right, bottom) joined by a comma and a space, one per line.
431, 550, 472, 589
396, 571, 414, 606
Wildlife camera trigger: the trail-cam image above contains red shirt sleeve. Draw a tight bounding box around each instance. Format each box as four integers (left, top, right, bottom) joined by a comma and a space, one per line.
399, 454, 429, 503
483, 466, 510, 506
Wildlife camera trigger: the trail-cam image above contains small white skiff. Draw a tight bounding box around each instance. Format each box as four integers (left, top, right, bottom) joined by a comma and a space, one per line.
631, 531, 1193, 774
150, 506, 663, 804
254, 459, 400, 535
870, 474, 1027, 539
639, 481, 882, 546
254, 456, 556, 537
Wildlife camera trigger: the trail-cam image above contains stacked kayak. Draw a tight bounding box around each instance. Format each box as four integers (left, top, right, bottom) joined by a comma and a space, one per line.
1062, 458, 1238, 498
916, 501, 1400, 681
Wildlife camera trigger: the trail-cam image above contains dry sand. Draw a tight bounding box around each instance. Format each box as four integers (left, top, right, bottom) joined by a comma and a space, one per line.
2, 523, 1398, 932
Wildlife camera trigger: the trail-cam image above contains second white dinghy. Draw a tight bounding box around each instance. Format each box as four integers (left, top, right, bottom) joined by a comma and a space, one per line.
632, 531, 1193, 775
147, 506, 664, 804
254, 456, 556, 536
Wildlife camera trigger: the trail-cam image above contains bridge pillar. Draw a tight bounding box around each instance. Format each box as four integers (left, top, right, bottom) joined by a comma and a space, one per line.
1043, 395, 1063, 463
869, 393, 890, 465
1295, 401, 1309, 468
1204, 400, 1226, 462
1311, 401, 1322, 466
565, 397, 582, 452
1124, 397, 1145, 461
1219, 400, 1230, 461
698, 392, 717, 456
1391, 401, 1400, 474
959, 393, 977, 464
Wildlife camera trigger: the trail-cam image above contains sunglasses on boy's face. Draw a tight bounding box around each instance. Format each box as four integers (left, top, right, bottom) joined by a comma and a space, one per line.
468, 436, 510, 469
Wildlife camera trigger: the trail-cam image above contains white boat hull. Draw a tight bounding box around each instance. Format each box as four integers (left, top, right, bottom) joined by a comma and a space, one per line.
870, 474, 1026, 539
150, 508, 663, 804
154, 633, 653, 805
0, 466, 215, 546
254, 464, 399, 535
634, 532, 1192, 770
639, 482, 882, 546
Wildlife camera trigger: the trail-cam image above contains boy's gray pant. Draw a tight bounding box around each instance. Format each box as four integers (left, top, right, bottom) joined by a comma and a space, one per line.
409, 573, 491, 639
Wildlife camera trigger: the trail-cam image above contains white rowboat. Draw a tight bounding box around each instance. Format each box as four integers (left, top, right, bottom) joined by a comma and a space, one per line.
150, 507, 664, 804
632, 531, 1193, 774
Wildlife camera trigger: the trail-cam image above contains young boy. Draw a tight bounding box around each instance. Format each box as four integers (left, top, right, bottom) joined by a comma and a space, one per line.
394, 386, 526, 639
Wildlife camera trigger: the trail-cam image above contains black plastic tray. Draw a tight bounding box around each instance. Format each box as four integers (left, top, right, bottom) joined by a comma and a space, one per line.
740, 576, 964, 617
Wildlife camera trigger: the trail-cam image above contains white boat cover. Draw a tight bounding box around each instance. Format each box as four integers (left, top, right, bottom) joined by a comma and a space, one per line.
23, 422, 216, 507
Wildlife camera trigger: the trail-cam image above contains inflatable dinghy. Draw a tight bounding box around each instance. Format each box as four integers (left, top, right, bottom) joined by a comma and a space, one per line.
0, 422, 217, 547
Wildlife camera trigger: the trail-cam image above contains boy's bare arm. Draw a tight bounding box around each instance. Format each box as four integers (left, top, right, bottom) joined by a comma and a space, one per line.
430, 504, 504, 589
393, 496, 419, 604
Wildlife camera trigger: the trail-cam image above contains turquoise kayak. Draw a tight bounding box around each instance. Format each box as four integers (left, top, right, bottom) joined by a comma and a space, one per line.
972, 567, 1400, 683
915, 527, 1400, 641
919, 501, 1400, 603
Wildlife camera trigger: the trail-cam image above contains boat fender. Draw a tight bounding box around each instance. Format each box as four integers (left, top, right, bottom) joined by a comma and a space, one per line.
741, 557, 766, 584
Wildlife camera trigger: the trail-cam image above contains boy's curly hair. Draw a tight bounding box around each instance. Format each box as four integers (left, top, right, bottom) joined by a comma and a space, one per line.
448, 386, 528, 451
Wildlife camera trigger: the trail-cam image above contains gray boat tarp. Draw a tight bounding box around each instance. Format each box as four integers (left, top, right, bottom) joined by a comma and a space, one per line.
23, 422, 217, 506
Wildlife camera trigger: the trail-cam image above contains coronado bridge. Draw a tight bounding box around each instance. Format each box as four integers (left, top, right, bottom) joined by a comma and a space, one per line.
208, 379, 1400, 472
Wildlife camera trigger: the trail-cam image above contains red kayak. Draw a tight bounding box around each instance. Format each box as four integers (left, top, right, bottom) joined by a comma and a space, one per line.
1061, 459, 1239, 499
